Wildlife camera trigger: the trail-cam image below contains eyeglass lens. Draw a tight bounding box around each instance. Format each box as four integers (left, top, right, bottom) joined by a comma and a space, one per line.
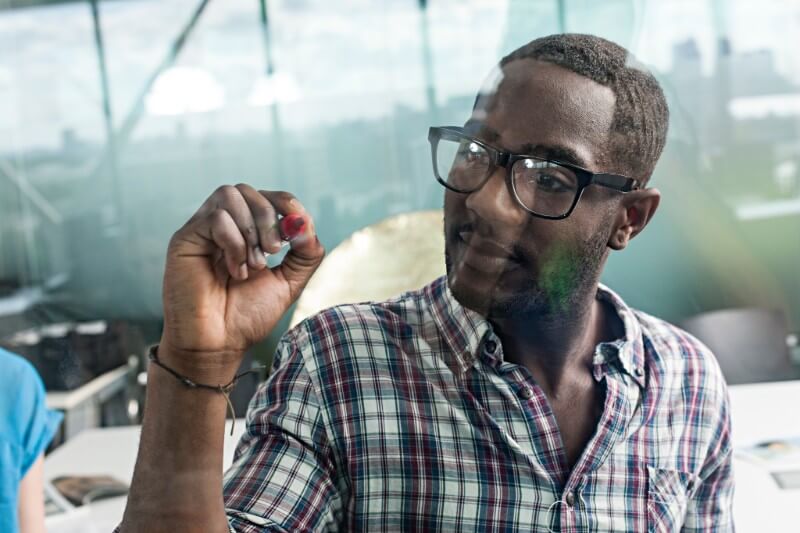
434, 136, 579, 217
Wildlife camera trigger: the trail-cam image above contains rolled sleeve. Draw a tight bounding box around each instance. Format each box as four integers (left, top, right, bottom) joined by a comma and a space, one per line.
223, 335, 345, 532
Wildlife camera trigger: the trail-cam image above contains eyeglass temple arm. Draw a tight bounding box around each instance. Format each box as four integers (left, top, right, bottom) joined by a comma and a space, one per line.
592, 173, 641, 192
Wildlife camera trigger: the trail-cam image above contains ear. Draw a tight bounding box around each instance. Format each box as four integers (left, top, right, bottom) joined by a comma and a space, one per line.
608, 188, 661, 251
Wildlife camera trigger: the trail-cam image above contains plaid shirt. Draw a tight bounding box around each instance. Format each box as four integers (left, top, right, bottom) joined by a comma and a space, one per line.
222, 276, 734, 532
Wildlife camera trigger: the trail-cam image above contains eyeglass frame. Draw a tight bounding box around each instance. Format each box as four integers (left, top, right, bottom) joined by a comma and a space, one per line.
428, 126, 642, 220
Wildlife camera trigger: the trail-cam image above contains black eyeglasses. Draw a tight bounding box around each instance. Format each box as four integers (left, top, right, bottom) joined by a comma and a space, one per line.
428, 126, 640, 220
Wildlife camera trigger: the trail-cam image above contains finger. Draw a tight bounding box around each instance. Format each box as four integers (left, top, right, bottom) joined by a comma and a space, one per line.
211, 186, 263, 271
258, 191, 325, 298
258, 190, 315, 242
207, 208, 249, 280
212, 248, 229, 283
235, 183, 281, 256
259, 190, 307, 248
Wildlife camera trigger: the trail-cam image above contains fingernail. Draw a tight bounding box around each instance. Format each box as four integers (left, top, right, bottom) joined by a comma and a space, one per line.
255, 246, 267, 267
238, 263, 249, 280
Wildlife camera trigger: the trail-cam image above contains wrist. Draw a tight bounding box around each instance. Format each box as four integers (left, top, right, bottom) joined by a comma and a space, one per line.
154, 341, 244, 385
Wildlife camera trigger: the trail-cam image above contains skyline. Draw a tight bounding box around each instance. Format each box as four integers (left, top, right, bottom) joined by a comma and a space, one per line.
2, 0, 800, 152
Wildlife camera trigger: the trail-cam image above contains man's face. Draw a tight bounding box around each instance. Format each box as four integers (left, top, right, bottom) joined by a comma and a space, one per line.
444, 58, 620, 319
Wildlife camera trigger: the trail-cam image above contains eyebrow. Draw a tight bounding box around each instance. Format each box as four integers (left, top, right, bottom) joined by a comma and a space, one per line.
463, 119, 589, 169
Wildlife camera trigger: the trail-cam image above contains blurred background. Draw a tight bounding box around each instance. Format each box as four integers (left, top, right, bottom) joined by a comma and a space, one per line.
1, 0, 799, 432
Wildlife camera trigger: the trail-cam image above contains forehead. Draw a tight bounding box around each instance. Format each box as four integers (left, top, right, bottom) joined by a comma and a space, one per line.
470, 59, 616, 169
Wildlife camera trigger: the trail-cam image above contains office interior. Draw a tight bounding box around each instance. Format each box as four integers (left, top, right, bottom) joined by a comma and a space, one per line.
1, 1, 799, 531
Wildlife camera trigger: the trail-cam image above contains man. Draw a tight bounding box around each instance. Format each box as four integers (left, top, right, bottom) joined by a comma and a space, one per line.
120, 34, 733, 532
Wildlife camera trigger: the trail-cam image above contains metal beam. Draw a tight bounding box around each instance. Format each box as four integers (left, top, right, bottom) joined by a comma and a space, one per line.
0, 160, 62, 224
258, 0, 274, 75
87, 0, 212, 183
418, 0, 437, 121
1, 0, 86, 10
1, 0, 123, 12
89, 0, 123, 221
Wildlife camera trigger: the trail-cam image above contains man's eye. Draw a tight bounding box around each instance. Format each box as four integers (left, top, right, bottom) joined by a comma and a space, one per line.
459, 143, 486, 164
534, 173, 570, 192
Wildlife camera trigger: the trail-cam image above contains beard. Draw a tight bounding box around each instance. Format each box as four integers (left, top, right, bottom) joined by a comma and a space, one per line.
445, 225, 611, 321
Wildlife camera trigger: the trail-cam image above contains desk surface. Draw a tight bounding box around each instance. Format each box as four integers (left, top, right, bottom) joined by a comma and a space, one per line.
728, 380, 800, 532
46, 365, 129, 411
44, 420, 246, 533
44, 381, 800, 532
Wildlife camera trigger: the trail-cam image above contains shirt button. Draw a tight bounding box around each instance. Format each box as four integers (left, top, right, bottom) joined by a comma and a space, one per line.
483, 339, 497, 355
518, 386, 533, 400
565, 491, 576, 506
634, 367, 644, 377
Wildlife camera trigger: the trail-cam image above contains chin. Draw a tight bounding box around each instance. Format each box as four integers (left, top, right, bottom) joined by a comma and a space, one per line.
445, 250, 539, 319
446, 271, 490, 316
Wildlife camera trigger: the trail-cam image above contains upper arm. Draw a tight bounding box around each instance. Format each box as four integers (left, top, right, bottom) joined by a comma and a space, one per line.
681, 449, 735, 532
16, 358, 62, 477
222, 336, 346, 532
681, 375, 735, 532
18, 454, 46, 533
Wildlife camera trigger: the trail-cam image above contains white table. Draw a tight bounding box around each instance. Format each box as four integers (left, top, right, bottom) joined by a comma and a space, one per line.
728, 380, 800, 532
44, 420, 246, 533
43, 381, 800, 532
47, 365, 131, 440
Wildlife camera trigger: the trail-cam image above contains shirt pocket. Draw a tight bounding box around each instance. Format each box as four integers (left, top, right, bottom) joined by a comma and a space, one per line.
647, 465, 699, 532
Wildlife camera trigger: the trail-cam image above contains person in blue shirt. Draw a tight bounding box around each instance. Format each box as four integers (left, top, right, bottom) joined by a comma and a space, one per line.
1, 348, 63, 533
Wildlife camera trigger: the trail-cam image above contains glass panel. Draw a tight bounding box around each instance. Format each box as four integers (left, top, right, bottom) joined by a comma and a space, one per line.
1, 0, 798, 428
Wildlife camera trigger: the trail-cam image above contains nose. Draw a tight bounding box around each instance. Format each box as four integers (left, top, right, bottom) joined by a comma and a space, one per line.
464, 165, 524, 227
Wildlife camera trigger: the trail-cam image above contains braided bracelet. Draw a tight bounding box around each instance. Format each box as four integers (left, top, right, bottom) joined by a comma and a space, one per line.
147, 345, 264, 436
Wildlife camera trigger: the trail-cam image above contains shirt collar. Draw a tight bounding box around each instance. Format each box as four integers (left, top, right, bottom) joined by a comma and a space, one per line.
594, 283, 647, 389
426, 276, 490, 375
426, 276, 646, 388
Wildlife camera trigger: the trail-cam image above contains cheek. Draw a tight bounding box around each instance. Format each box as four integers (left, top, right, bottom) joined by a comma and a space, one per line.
570, 192, 617, 236
443, 190, 465, 227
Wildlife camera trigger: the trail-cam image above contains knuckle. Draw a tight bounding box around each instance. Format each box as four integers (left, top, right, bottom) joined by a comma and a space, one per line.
252, 202, 275, 221
209, 208, 228, 224
167, 232, 182, 249
243, 224, 258, 243
215, 184, 238, 202
274, 191, 296, 204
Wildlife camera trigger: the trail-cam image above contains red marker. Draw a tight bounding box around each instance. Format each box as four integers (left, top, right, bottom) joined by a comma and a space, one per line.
278, 213, 307, 241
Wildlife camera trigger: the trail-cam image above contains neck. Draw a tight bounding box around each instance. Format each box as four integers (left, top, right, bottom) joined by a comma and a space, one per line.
489, 285, 617, 394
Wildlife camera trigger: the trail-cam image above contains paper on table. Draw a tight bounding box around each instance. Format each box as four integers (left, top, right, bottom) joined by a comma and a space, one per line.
737, 437, 800, 489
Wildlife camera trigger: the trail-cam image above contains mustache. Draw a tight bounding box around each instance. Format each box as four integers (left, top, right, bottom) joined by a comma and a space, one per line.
449, 222, 527, 263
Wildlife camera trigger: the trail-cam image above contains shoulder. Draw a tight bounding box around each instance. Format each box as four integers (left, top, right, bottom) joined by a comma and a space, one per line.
634, 310, 724, 381
272, 285, 440, 403
0, 348, 46, 402
282, 286, 430, 362
631, 310, 734, 476
632, 309, 730, 421
0, 348, 50, 444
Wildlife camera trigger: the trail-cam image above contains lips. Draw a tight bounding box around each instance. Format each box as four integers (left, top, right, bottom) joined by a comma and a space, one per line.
455, 230, 521, 274
458, 230, 517, 257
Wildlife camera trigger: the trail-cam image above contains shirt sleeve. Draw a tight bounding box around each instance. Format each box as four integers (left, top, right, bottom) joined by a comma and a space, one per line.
681, 383, 735, 532
16, 355, 63, 478
222, 333, 346, 532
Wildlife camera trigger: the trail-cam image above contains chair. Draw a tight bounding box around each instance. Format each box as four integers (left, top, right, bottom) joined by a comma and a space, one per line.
679, 308, 800, 385
290, 210, 446, 327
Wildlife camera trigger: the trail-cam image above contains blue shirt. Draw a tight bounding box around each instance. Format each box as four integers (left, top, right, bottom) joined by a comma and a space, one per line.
0, 348, 63, 533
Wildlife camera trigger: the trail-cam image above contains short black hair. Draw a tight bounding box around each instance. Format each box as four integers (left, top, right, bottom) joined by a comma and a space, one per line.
500, 33, 669, 183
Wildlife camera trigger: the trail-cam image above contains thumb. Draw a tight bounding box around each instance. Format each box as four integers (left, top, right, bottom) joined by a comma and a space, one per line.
274, 216, 325, 299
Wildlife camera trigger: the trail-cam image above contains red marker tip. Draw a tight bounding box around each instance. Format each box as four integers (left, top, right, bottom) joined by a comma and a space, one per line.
279, 213, 307, 241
